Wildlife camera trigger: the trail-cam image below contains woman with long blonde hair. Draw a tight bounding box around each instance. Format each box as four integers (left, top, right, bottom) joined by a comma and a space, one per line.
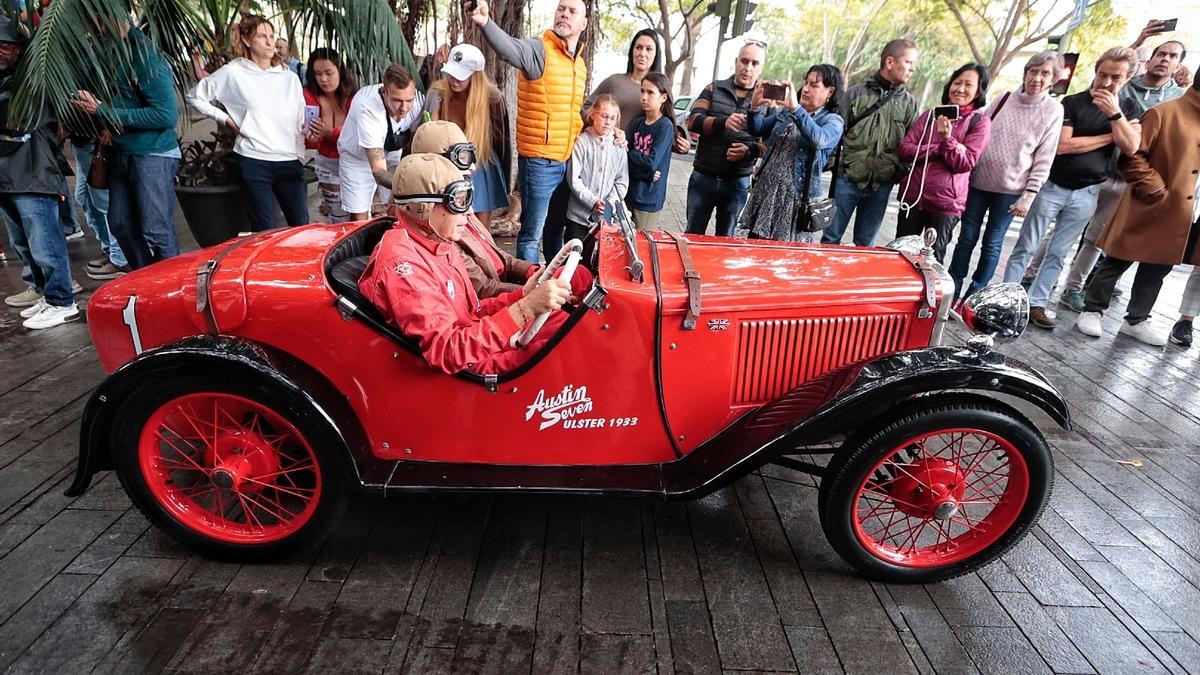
422, 44, 511, 227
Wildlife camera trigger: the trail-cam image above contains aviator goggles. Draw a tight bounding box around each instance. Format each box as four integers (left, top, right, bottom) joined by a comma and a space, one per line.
441, 142, 477, 171
394, 178, 475, 214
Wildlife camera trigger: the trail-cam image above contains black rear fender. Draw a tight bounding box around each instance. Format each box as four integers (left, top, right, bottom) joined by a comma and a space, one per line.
65, 336, 372, 497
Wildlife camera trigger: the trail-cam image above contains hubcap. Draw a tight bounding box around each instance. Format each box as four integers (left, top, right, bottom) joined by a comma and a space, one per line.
852, 428, 1030, 568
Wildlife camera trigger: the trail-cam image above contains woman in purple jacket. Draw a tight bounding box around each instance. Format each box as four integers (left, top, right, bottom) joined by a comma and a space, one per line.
895, 63, 992, 261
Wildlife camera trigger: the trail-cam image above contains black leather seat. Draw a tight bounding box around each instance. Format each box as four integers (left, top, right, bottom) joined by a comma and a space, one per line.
324, 218, 421, 352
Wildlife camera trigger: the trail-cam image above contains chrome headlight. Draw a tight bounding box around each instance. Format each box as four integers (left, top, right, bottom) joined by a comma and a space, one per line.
959, 283, 1029, 343
885, 234, 926, 255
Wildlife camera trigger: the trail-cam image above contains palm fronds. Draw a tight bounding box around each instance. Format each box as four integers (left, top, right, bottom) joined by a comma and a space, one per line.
6, 0, 422, 131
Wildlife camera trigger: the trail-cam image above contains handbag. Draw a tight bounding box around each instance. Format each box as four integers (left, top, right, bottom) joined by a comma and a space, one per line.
87, 141, 113, 190
794, 146, 835, 233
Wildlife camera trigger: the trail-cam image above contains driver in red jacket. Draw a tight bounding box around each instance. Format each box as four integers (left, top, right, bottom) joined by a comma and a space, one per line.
359, 153, 571, 375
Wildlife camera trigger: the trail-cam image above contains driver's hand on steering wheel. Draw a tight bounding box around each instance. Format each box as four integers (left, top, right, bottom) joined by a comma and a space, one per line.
521, 277, 571, 316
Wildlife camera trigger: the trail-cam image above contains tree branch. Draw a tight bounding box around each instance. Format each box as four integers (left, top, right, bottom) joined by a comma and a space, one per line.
942, 0, 987, 65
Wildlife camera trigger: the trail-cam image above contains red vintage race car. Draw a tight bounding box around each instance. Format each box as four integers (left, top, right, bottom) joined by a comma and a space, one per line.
66, 212, 1068, 583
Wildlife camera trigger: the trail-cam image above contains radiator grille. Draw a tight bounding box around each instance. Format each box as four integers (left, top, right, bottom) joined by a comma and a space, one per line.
732, 315, 909, 405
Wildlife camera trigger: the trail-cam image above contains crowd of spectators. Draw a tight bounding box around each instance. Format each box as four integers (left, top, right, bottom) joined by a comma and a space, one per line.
0, 9, 1197, 350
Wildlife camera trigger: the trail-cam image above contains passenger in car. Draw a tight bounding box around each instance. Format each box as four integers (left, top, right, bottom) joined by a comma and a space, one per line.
359, 153, 571, 374
409, 121, 593, 299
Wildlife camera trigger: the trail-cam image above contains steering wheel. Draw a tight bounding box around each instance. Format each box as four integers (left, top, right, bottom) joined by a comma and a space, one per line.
516, 239, 583, 348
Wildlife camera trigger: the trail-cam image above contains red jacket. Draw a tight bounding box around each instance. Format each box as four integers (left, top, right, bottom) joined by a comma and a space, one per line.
303, 89, 349, 159
358, 216, 557, 375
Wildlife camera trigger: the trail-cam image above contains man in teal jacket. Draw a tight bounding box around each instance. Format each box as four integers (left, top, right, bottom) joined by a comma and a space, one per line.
71, 23, 181, 269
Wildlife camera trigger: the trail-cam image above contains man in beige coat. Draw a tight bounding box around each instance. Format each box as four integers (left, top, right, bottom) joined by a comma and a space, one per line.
1077, 71, 1200, 345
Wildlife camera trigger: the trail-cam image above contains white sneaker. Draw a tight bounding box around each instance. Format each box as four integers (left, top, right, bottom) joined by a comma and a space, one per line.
1076, 311, 1103, 337
64, 229, 85, 241
1119, 320, 1168, 346
22, 302, 80, 330
19, 298, 47, 319
71, 280, 83, 294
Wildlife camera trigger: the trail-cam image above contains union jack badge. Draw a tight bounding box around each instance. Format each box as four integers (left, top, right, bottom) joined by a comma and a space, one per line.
707, 318, 730, 331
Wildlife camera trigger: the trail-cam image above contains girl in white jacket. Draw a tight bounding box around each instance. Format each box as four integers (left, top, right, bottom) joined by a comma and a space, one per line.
187, 15, 308, 231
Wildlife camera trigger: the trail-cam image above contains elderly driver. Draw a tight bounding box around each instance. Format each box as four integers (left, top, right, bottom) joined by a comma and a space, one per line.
409, 120, 592, 299
359, 153, 571, 374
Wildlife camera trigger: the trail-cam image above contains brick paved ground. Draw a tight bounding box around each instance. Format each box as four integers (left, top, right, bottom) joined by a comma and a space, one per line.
1, 128, 1198, 673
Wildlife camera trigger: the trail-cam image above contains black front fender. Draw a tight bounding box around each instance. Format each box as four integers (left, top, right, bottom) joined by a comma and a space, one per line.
65, 336, 373, 498
660, 346, 1070, 496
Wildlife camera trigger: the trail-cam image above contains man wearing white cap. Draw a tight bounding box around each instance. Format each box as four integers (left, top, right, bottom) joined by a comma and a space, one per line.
420, 43, 513, 228
337, 64, 425, 220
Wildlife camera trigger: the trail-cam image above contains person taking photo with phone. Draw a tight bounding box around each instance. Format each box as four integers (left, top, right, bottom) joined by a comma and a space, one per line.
894, 63, 993, 261
947, 51, 1065, 298
683, 40, 767, 237
739, 64, 845, 243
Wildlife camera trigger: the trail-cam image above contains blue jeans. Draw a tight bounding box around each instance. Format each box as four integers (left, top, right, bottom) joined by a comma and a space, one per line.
108, 153, 181, 270
823, 176, 893, 246
947, 188, 1021, 298
1027, 181, 1099, 305
1003, 180, 1099, 290
684, 171, 750, 237
238, 155, 308, 231
73, 144, 126, 268
516, 157, 568, 262
0, 193, 74, 306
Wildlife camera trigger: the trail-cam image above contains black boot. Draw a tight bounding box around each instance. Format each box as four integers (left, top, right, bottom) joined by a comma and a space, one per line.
1170, 319, 1193, 348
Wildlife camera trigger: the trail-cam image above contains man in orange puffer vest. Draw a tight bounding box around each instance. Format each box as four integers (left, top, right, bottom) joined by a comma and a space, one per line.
468, 0, 588, 263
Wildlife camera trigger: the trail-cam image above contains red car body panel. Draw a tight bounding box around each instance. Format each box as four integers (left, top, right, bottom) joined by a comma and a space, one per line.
87, 221, 936, 468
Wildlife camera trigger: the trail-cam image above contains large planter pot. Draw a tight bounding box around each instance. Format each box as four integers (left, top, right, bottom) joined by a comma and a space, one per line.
175, 184, 249, 249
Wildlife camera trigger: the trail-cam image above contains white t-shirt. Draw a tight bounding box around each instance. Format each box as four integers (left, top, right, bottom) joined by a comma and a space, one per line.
337, 84, 424, 167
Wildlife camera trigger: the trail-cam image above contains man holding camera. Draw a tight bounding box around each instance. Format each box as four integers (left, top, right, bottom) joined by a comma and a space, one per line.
468, 0, 589, 263
1002, 47, 1142, 330
683, 41, 766, 237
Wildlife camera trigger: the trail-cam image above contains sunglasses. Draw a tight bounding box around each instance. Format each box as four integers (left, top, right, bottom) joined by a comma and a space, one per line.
744, 39, 768, 49
394, 178, 475, 214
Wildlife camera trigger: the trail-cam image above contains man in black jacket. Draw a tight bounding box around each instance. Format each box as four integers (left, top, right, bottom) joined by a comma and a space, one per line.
684, 42, 766, 237
0, 17, 79, 330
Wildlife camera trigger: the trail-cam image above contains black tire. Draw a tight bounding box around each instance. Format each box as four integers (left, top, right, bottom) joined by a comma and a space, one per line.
110, 371, 348, 561
818, 397, 1052, 583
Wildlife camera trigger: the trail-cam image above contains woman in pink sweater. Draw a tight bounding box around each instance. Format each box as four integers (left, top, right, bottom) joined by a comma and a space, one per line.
896, 63, 993, 262
948, 51, 1065, 298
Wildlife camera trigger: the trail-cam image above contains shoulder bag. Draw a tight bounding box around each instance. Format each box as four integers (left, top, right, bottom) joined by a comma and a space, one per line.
795, 145, 836, 233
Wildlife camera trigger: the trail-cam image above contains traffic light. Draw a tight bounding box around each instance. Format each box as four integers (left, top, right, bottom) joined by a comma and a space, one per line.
706, 0, 732, 20
731, 0, 757, 37
1050, 53, 1080, 96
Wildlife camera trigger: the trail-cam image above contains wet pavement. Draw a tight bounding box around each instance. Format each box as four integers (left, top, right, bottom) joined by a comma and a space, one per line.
1, 133, 1199, 673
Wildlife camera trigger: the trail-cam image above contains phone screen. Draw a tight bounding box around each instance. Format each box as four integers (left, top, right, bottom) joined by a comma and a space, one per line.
933, 105, 960, 121
761, 83, 786, 100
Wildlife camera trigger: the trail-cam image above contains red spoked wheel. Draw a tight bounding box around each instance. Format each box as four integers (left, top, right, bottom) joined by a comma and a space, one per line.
819, 398, 1052, 583
852, 429, 1029, 568
112, 375, 347, 560
138, 393, 322, 545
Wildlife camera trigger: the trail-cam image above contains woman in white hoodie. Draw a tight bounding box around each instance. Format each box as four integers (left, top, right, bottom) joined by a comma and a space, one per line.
187, 15, 308, 231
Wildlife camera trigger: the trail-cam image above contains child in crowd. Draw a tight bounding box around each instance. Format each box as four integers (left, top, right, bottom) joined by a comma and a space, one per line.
625, 72, 675, 230
564, 95, 629, 253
